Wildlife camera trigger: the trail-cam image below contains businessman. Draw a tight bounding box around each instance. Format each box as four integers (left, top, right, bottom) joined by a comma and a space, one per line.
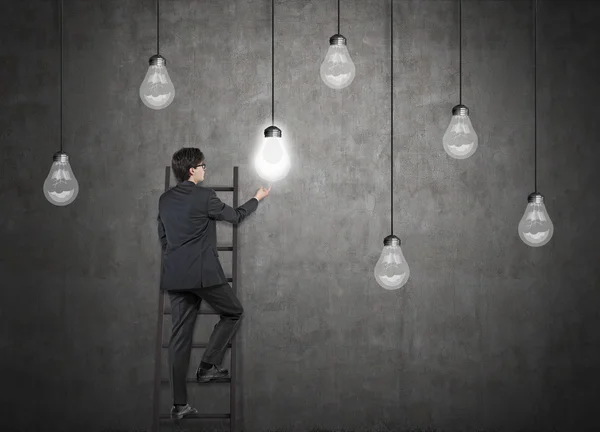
157, 147, 271, 419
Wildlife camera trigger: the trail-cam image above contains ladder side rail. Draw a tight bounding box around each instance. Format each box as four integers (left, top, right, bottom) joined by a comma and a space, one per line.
230, 166, 239, 432
151, 166, 171, 432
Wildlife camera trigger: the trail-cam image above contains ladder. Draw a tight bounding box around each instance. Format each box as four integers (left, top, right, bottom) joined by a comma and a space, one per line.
152, 165, 241, 432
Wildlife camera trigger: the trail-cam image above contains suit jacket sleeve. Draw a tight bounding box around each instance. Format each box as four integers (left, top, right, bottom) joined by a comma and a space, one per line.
157, 214, 167, 251
207, 189, 259, 224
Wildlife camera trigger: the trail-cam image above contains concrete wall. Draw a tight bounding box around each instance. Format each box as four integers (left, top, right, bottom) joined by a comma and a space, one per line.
1, 1, 599, 431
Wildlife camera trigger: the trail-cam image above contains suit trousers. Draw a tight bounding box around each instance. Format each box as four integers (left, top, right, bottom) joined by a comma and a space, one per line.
167, 283, 244, 405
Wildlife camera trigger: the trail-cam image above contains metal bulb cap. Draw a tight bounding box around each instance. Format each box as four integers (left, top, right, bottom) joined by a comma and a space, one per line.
527, 192, 544, 204
149, 54, 166, 66
53, 151, 69, 162
329, 34, 347, 45
452, 104, 469, 116
383, 234, 401, 246
264, 126, 282, 138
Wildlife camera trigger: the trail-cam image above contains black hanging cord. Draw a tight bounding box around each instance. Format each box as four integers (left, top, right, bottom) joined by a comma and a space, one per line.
156, 0, 160, 55
272, 0, 275, 125
459, 0, 462, 105
390, 0, 394, 235
338, 0, 340, 35
60, 0, 63, 152
534, 0, 537, 193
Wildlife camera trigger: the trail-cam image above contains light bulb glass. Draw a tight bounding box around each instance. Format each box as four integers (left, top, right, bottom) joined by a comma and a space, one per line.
374, 243, 410, 290
139, 64, 175, 110
43, 157, 79, 206
443, 112, 478, 159
254, 135, 291, 183
518, 200, 554, 247
320, 44, 356, 89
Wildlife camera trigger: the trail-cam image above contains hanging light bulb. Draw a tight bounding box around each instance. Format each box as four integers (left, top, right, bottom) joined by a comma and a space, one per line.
255, 0, 290, 183
374, 235, 410, 290
254, 126, 290, 183
443, 0, 478, 160
43, 151, 79, 206
139, 54, 175, 109
518, 193, 554, 247
443, 104, 478, 159
139, 0, 174, 110
45, 0, 79, 207
320, 34, 356, 89
320, 1, 355, 89
374, 0, 410, 290
519, 0, 553, 247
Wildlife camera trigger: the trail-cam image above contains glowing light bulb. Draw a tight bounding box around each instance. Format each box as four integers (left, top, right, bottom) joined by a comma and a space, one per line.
43, 151, 79, 206
518, 192, 554, 247
254, 126, 290, 183
374, 235, 410, 290
320, 34, 356, 90
443, 104, 478, 159
139, 54, 175, 110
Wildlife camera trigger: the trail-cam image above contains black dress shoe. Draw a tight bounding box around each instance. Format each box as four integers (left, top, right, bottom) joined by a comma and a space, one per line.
170, 404, 198, 419
196, 364, 230, 383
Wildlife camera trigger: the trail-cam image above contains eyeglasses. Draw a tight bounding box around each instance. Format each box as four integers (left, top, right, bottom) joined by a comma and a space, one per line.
194, 163, 207, 170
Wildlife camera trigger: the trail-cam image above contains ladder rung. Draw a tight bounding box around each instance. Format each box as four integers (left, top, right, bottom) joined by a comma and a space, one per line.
164, 309, 234, 315
163, 277, 233, 297
159, 413, 231, 420
217, 246, 234, 251
164, 309, 220, 315
211, 186, 235, 192
161, 377, 231, 384
161, 342, 232, 349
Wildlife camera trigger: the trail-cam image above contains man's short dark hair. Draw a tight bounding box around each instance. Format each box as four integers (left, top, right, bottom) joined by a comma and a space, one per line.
171, 147, 205, 183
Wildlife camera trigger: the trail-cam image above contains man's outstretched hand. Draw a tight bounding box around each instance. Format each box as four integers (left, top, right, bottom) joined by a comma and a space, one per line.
254, 185, 272, 202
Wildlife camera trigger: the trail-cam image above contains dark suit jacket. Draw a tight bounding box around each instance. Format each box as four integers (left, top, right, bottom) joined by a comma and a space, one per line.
157, 180, 259, 291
